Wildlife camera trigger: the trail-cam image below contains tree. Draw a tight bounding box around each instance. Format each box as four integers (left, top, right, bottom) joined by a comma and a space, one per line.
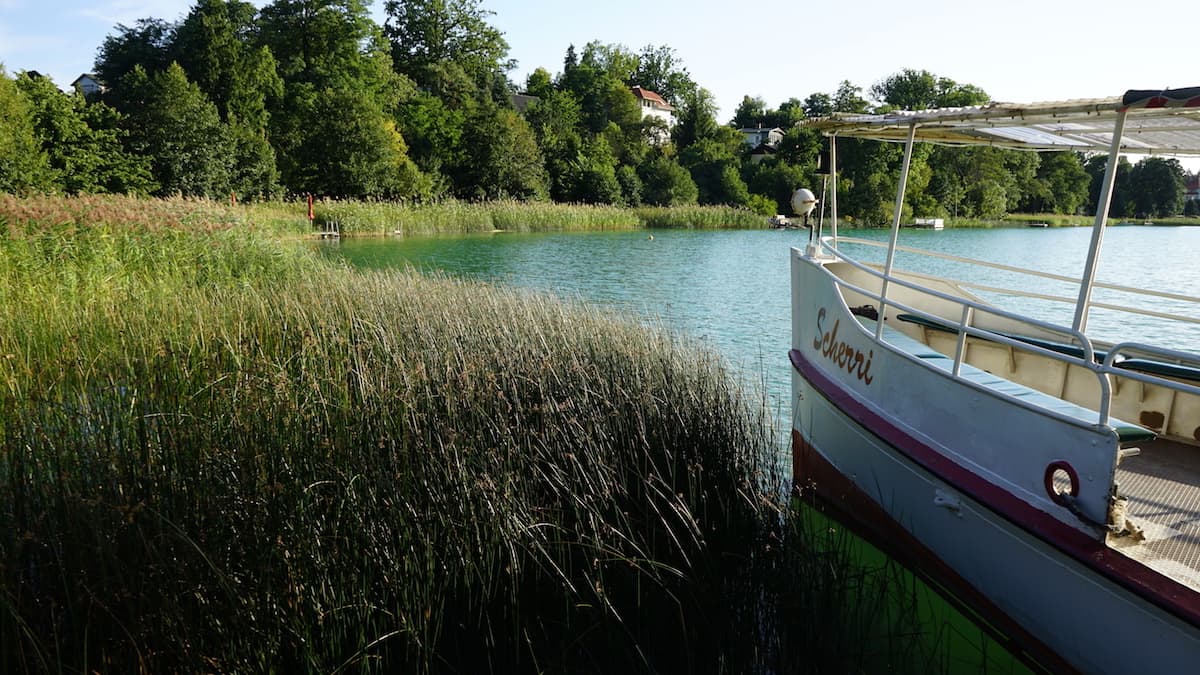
384, 0, 512, 95
94, 18, 175, 102
259, 0, 400, 100
638, 155, 697, 206
260, 0, 426, 197
631, 44, 695, 107
525, 90, 584, 201
802, 92, 833, 118
671, 87, 720, 149
679, 130, 749, 206
744, 158, 811, 215
0, 67, 54, 194
172, 1, 267, 122
1023, 152, 1089, 214
524, 67, 553, 98
122, 63, 234, 198
294, 86, 431, 199
559, 43, 641, 134
1084, 154, 1134, 217
456, 104, 548, 200
16, 71, 155, 195
871, 69, 989, 110
172, 0, 282, 198
1130, 157, 1185, 217
730, 95, 767, 129
833, 80, 869, 114
566, 136, 622, 204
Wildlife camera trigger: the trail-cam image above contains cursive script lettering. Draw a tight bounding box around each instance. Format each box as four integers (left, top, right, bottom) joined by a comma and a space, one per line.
812, 308, 874, 385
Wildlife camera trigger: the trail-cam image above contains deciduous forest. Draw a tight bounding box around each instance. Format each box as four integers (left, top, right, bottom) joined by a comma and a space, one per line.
1, 0, 1195, 221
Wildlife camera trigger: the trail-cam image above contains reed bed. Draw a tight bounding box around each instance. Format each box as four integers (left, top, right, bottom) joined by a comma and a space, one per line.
0, 208, 962, 674
311, 199, 763, 236
4, 221, 783, 673
634, 205, 766, 229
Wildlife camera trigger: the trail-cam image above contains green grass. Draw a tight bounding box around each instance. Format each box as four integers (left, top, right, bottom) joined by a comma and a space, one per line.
307, 199, 764, 236
0, 194, 1002, 673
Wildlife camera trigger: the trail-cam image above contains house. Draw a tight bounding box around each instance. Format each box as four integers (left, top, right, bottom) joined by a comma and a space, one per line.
739, 125, 783, 149
71, 73, 104, 98
631, 86, 675, 126
748, 143, 777, 164
1186, 174, 1200, 202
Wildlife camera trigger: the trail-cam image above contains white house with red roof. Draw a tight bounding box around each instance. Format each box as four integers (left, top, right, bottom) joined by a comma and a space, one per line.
631, 86, 675, 126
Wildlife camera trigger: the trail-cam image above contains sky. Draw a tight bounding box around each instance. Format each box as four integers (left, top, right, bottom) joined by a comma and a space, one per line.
2, 0, 1197, 126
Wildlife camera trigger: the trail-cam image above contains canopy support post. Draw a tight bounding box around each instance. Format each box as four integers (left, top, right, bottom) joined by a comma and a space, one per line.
1072, 108, 1128, 334
830, 135, 839, 249
877, 122, 918, 340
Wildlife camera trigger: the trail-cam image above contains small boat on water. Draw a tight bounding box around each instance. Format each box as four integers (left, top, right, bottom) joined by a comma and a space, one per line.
789, 87, 1200, 673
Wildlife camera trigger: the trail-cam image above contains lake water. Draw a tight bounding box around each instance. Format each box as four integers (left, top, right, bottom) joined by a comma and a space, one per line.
322, 223, 1200, 671
324, 224, 1200, 423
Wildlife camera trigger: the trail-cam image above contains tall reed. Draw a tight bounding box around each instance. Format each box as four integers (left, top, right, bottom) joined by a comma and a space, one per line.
0, 199, 969, 674
1, 219, 786, 672
309, 199, 763, 236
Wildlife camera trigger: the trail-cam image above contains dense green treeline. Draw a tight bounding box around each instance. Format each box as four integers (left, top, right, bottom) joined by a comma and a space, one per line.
0, 0, 1194, 222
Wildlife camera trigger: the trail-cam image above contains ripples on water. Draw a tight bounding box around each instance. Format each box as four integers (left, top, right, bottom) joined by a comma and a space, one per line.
326, 225, 1200, 419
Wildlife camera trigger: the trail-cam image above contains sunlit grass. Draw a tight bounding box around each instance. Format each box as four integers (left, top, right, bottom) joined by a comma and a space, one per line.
309, 199, 763, 236
0, 195, 971, 674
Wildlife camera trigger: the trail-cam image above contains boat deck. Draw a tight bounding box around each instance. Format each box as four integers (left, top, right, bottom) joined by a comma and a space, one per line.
1112, 439, 1200, 591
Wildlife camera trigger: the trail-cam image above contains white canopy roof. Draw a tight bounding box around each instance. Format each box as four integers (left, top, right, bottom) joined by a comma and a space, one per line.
800, 87, 1200, 156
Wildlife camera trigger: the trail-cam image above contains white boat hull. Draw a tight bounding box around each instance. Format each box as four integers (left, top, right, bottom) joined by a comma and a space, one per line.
790, 251, 1200, 673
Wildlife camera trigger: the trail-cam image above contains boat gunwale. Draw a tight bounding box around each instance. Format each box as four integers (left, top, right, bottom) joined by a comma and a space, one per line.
809, 241, 1200, 424
788, 343, 1200, 629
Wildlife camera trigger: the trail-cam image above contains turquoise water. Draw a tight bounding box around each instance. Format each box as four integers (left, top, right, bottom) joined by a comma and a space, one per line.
324, 225, 1200, 421
322, 225, 1200, 672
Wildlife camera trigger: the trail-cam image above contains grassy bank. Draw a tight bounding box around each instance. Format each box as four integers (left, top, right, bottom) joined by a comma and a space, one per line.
310, 199, 765, 235
0, 195, 953, 673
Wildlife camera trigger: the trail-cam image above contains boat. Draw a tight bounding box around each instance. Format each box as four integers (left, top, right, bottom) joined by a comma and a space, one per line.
768, 214, 792, 228
789, 87, 1200, 673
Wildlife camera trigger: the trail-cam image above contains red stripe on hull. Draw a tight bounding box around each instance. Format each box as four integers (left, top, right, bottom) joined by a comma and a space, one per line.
789, 347, 1200, 627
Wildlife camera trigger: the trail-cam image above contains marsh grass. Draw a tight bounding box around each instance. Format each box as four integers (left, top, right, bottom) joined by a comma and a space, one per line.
1, 200, 962, 674
310, 199, 762, 236
635, 205, 766, 229
1, 218, 783, 672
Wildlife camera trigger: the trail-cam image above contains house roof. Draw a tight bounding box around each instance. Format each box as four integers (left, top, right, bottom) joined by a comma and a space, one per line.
631, 86, 674, 111
71, 73, 100, 85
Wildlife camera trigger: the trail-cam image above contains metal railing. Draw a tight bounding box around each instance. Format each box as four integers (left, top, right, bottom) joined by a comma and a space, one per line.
814, 237, 1200, 430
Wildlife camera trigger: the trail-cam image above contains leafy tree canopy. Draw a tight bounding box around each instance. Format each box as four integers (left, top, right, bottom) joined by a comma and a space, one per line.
16, 71, 155, 195
384, 0, 512, 97
0, 66, 55, 194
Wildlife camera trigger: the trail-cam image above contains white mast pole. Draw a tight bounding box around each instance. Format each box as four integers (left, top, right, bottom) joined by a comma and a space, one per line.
1072, 109, 1129, 333
877, 122, 918, 339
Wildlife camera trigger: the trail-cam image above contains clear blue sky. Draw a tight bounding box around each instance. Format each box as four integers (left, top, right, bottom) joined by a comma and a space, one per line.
2, 0, 1197, 125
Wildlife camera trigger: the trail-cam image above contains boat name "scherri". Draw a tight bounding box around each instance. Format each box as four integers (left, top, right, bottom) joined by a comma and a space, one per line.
813, 308, 874, 385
